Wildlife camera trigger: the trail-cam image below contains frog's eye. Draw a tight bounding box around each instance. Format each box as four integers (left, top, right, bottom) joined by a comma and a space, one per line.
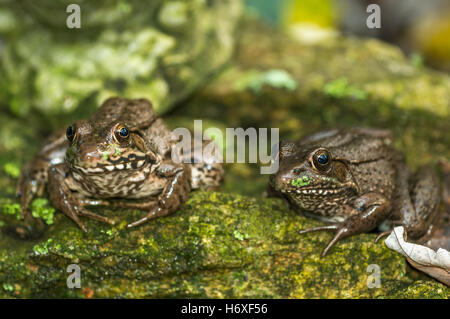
66, 125, 76, 142
114, 124, 130, 142
312, 149, 331, 171
317, 153, 329, 165
119, 127, 129, 138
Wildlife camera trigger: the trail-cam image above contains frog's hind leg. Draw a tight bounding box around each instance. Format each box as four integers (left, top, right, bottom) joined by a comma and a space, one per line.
184, 138, 224, 190
395, 166, 441, 241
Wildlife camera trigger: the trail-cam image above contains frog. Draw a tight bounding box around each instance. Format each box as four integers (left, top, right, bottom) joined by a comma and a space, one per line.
268, 127, 443, 257
16, 97, 224, 232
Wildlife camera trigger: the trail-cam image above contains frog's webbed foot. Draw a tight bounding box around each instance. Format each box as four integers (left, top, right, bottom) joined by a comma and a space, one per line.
127, 162, 191, 228
48, 164, 114, 232
299, 192, 391, 257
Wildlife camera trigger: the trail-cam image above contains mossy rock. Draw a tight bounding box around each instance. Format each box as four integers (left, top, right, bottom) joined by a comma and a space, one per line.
0, 0, 242, 127
0, 191, 447, 298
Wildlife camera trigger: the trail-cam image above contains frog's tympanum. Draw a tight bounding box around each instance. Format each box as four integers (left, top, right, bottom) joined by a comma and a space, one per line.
269, 128, 443, 256
17, 97, 224, 231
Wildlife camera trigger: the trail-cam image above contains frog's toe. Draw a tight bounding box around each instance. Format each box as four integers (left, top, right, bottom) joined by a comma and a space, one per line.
72, 216, 89, 233
127, 206, 169, 228
127, 216, 149, 228
77, 209, 115, 226
374, 230, 391, 243
299, 225, 338, 234
299, 224, 348, 257
17, 185, 33, 219
321, 227, 349, 257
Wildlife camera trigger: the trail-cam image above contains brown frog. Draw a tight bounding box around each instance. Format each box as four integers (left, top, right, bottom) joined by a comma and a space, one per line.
17, 97, 224, 231
268, 127, 443, 256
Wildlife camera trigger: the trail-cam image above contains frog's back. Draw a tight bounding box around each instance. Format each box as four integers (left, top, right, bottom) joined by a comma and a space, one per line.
299, 128, 393, 159
93, 97, 158, 129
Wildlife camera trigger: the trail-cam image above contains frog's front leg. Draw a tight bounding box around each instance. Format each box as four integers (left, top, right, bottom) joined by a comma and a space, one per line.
299, 192, 391, 257
127, 161, 191, 228
16, 158, 50, 218
16, 133, 67, 218
47, 164, 114, 232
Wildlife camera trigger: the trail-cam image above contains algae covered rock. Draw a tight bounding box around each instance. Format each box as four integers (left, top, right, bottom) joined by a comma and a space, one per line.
0, 0, 242, 122
0, 191, 447, 298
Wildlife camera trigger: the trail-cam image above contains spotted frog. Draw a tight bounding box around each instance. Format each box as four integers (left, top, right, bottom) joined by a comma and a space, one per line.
17, 97, 224, 231
269, 128, 443, 256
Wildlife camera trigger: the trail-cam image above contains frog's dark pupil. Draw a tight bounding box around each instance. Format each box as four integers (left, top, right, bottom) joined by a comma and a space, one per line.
66, 126, 74, 139
119, 127, 129, 137
317, 154, 328, 165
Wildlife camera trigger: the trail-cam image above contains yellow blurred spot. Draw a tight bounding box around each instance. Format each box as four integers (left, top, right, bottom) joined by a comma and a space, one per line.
281, 0, 337, 28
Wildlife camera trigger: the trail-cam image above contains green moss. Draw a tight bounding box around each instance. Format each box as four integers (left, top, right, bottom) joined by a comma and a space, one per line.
0, 0, 242, 121
2, 283, 14, 292
323, 77, 367, 100
31, 198, 55, 225
393, 280, 448, 298
234, 69, 298, 93
0, 200, 21, 220
1, 191, 446, 298
3, 162, 21, 179
32, 238, 53, 255
233, 230, 249, 241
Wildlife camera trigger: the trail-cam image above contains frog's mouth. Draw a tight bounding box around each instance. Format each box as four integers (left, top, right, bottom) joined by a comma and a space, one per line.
280, 187, 346, 196
71, 155, 150, 174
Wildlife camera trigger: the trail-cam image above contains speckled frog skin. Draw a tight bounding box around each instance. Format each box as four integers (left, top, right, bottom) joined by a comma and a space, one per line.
269, 128, 441, 256
17, 97, 224, 231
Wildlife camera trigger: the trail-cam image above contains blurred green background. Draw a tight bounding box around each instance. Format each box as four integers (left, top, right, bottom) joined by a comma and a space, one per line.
245, 0, 450, 72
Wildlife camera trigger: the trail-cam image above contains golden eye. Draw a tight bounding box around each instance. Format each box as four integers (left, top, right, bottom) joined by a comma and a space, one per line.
114, 124, 129, 142
312, 149, 331, 171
